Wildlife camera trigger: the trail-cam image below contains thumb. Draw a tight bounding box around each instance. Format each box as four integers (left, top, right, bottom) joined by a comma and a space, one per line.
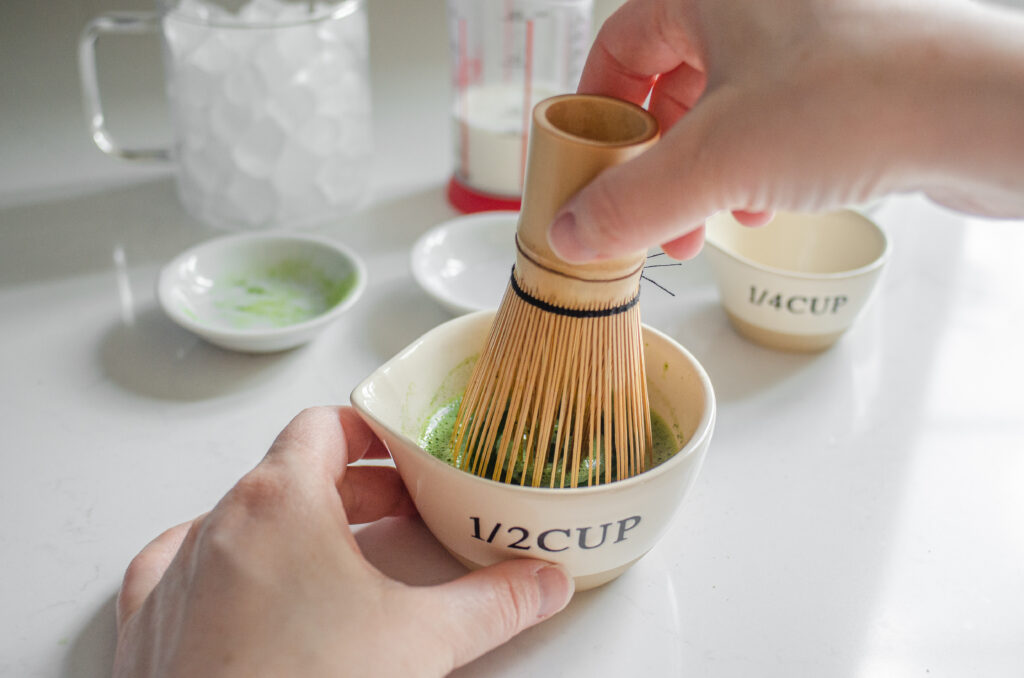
548, 89, 758, 262
427, 560, 574, 669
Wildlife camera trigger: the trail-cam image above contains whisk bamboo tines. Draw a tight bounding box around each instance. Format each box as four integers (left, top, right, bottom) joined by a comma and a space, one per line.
450, 94, 660, 488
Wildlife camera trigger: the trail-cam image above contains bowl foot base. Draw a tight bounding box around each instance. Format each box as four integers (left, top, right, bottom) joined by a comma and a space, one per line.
726, 312, 844, 353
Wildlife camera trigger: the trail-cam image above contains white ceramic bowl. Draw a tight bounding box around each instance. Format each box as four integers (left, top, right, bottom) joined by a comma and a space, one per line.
704, 209, 889, 352
158, 232, 366, 353
351, 311, 716, 590
410, 211, 518, 315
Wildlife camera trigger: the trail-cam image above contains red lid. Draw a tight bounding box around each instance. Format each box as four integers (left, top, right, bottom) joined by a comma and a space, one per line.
447, 176, 522, 214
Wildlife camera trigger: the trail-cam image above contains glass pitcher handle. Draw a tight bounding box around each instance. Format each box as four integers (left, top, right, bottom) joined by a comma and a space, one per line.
77, 12, 170, 161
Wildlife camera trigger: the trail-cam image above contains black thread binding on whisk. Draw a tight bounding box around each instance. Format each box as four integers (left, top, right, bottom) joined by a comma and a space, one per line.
508, 266, 640, 318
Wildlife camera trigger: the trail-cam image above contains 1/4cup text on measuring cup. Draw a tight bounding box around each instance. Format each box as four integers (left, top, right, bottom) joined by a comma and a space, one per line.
749, 286, 848, 315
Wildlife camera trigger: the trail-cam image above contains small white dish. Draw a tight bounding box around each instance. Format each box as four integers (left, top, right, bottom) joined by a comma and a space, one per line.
158, 232, 366, 353
411, 211, 518, 315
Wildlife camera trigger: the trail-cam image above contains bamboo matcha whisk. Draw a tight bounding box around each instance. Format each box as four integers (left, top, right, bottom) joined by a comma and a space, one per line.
450, 94, 660, 488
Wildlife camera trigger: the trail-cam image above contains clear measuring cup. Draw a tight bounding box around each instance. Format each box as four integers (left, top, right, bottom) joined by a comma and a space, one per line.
79, 0, 372, 230
446, 0, 593, 213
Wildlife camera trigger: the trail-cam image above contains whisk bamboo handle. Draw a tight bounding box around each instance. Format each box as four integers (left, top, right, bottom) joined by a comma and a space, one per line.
515, 94, 659, 305
451, 95, 660, 487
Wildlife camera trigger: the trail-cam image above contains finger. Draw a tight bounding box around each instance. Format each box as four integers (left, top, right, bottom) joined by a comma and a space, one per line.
263, 407, 389, 479
261, 406, 351, 484
660, 225, 705, 260
731, 209, 774, 227
424, 560, 574, 671
648, 61, 707, 131
578, 0, 703, 104
338, 406, 390, 461
337, 465, 417, 525
117, 519, 195, 630
247, 407, 401, 525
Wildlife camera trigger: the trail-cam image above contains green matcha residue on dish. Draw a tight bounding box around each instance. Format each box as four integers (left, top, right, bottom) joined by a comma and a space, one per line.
418, 397, 682, 487
209, 259, 358, 329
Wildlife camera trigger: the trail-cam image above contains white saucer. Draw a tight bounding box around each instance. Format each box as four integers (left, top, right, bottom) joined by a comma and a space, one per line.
411, 211, 517, 315
158, 232, 366, 353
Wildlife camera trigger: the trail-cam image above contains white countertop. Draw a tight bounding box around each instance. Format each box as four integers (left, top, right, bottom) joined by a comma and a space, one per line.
2, 1, 1023, 676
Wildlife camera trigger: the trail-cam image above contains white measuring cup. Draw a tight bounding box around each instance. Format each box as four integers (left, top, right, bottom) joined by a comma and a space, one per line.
79, 0, 372, 230
446, 0, 593, 213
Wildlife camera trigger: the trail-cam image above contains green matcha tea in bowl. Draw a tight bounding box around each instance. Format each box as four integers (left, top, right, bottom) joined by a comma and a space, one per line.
351, 311, 716, 590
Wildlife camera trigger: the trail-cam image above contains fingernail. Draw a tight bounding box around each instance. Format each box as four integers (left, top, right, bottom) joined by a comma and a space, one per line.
548, 212, 598, 263
535, 564, 574, 619
732, 209, 774, 228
